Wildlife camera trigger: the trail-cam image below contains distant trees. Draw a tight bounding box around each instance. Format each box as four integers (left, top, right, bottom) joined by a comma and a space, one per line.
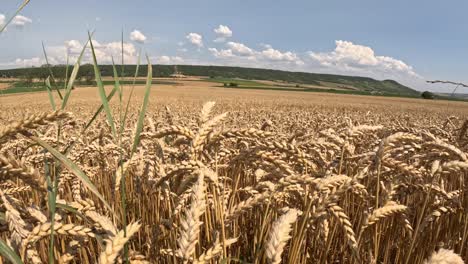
421, 91, 435, 99
78, 64, 95, 84
21, 69, 34, 84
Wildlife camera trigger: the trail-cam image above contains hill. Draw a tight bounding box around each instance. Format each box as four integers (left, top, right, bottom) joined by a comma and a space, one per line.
0, 64, 420, 96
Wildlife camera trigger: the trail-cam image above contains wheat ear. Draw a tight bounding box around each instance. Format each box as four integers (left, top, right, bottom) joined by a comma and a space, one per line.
98, 221, 141, 264
177, 171, 206, 261
265, 208, 300, 264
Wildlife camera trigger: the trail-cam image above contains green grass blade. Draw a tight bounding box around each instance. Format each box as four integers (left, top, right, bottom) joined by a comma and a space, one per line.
0, 0, 30, 33
45, 77, 57, 110
111, 58, 122, 102
63, 86, 118, 156
0, 239, 23, 264
121, 29, 125, 78
45, 159, 57, 264
31, 136, 113, 213
64, 52, 70, 90
56, 203, 91, 224
112, 58, 123, 141
83, 86, 118, 132
61, 37, 92, 110
121, 50, 141, 134
88, 32, 117, 138
130, 55, 152, 156
42, 42, 63, 99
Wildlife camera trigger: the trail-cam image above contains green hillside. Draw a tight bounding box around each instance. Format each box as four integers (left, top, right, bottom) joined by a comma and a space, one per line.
0, 64, 420, 96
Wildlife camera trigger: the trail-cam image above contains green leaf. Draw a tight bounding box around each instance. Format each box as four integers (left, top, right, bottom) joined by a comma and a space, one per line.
111, 58, 122, 102
56, 203, 90, 223
0, 239, 23, 264
31, 136, 113, 213
45, 160, 57, 264
42, 42, 63, 99
88, 32, 117, 138
64, 52, 70, 90
61, 36, 92, 110
130, 55, 152, 156
63, 86, 118, 156
83, 87, 118, 132
121, 50, 141, 134
45, 77, 56, 111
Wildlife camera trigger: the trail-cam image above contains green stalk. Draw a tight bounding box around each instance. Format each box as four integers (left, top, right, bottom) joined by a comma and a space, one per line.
121, 49, 141, 135
45, 158, 58, 264
42, 42, 63, 99
64, 52, 70, 90
88, 32, 117, 138
32, 136, 113, 213
130, 55, 152, 156
0, 239, 23, 264
45, 77, 57, 110
61, 35, 92, 110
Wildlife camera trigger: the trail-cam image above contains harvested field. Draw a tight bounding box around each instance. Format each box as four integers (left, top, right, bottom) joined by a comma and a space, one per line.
0, 83, 467, 263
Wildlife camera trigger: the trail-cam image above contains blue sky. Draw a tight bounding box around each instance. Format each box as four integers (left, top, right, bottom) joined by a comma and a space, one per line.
1, 0, 468, 92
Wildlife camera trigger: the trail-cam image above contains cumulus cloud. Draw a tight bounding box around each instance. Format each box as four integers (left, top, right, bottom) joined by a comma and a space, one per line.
208, 42, 303, 68
130, 30, 147, 44
15, 57, 42, 67
43, 39, 138, 65
0, 38, 140, 69
207, 40, 418, 81
0, 14, 32, 31
12, 15, 32, 27
261, 48, 303, 64
186, 33, 203, 48
308, 40, 418, 77
156, 56, 184, 64
0, 57, 44, 68
214, 25, 232, 42
209, 48, 234, 58
226, 41, 255, 56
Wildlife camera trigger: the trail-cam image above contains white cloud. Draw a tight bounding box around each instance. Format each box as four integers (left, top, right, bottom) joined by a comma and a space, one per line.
65, 40, 83, 54
186, 33, 203, 47
209, 48, 234, 58
1, 39, 139, 69
130, 30, 147, 44
260, 43, 272, 49
45, 39, 138, 65
214, 25, 232, 42
308, 40, 418, 77
157, 56, 184, 64
226, 41, 254, 56
261, 48, 303, 64
0, 57, 42, 68
15, 57, 42, 67
0, 14, 5, 27
209, 41, 303, 66
12, 15, 32, 27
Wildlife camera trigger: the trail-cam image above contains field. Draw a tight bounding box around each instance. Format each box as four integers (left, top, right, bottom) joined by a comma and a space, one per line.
0, 82, 468, 264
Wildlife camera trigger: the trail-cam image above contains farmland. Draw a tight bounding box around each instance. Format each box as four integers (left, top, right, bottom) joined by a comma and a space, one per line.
1, 81, 468, 263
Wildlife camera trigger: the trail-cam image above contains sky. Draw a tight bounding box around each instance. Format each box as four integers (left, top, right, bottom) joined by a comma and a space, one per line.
1, 0, 468, 93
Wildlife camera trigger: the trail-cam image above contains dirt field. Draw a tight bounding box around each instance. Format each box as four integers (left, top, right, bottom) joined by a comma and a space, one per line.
0, 82, 11, 90
2, 81, 468, 263
1, 82, 467, 117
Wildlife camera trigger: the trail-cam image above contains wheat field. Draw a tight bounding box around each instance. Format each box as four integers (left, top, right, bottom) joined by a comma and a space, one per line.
0, 84, 467, 264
